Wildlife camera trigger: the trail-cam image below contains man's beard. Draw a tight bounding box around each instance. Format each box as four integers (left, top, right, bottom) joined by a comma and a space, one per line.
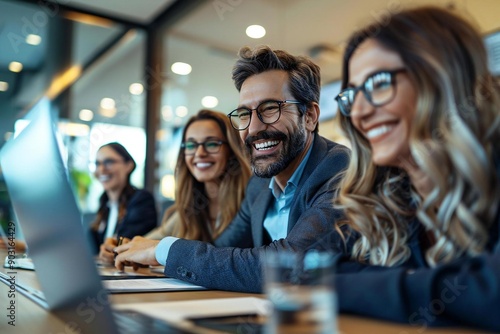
245, 121, 307, 178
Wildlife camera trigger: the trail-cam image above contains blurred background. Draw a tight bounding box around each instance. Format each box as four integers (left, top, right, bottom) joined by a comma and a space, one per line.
0, 0, 499, 228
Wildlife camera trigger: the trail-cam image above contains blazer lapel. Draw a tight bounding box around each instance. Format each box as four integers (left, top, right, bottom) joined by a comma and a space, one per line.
288, 135, 328, 233
252, 182, 273, 247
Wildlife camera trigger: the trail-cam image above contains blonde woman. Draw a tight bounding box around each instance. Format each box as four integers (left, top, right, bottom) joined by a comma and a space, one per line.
333, 6, 500, 331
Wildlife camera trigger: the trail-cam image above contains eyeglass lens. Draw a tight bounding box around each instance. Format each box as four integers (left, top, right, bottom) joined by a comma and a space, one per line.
183, 140, 224, 154
230, 101, 282, 130
95, 159, 121, 168
337, 71, 398, 116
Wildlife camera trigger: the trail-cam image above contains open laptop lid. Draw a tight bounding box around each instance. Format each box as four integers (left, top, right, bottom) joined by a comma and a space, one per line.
0, 99, 118, 333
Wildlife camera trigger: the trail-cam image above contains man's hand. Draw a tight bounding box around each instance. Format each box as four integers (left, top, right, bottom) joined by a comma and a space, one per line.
114, 236, 160, 271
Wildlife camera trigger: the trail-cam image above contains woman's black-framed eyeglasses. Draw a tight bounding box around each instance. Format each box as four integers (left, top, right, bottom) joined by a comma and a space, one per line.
227, 100, 302, 131
94, 158, 123, 169
181, 140, 227, 155
335, 68, 406, 116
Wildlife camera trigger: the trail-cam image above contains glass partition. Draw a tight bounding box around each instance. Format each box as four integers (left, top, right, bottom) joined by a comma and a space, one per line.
0, 0, 147, 214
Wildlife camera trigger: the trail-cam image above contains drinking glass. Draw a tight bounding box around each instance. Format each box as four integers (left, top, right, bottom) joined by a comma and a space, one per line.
263, 250, 337, 334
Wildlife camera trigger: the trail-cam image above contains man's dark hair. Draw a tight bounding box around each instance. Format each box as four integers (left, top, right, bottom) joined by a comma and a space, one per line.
232, 45, 321, 132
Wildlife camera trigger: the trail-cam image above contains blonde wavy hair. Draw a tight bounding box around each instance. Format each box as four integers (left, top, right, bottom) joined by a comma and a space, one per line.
166, 109, 251, 242
336, 6, 500, 266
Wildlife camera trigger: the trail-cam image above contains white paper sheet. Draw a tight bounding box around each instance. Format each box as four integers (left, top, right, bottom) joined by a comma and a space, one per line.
98, 267, 163, 278
113, 297, 271, 323
103, 277, 206, 293
3, 255, 34, 270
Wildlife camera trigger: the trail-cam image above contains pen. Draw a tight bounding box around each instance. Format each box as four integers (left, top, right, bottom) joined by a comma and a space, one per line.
114, 236, 124, 260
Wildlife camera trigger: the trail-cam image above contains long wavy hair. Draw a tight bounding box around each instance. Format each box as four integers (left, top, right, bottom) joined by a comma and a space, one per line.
166, 109, 251, 242
336, 6, 500, 266
91, 142, 137, 232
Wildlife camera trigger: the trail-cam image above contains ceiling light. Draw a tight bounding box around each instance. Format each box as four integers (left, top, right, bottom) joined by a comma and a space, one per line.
79, 109, 94, 121
100, 98, 116, 117
58, 122, 90, 137
129, 83, 144, 95
175, 106, 188, 117
26, 34, 42, 45
0, 81, 8, 92
9, 62, 23, 73
171, 62, 192, 75
246, 25, 266, 39
100, 98, 115, 109
201, 96, 218, 108
64, 12, 114, 28
46, 65, 82, 99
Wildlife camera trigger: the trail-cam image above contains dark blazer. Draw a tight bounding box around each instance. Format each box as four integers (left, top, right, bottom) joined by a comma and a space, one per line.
335, 197, 500, 331
90, 189, 157, 252
162, 135, 350, 292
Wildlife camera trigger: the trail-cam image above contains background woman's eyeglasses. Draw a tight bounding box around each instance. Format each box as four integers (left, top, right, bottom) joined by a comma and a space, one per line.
335, 68, 406, 116
94, 159, 123, 169
227, 100, 302, 131
181, 140, 227, 155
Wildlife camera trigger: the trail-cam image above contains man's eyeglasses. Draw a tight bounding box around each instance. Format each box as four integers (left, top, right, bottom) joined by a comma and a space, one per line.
227, 100, 302, 131
335, 68, 406, 116
94, 159, 123, 169
181, 140, 227, 155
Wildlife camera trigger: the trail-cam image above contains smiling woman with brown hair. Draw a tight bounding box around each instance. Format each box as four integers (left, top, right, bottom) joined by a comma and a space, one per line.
145, 109, 251, 242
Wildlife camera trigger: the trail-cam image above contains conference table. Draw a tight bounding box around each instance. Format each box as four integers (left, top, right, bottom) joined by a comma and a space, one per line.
0, 251, 489, 334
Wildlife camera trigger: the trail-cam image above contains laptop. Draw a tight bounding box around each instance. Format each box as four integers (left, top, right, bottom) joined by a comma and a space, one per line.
0, 99, 188, 333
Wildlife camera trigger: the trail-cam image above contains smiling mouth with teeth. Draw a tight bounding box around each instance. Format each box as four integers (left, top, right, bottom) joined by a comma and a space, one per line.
98, 175, 111, 182
195, 162, 214, 168
365, 124, 396, 140
254, 140, 280, 150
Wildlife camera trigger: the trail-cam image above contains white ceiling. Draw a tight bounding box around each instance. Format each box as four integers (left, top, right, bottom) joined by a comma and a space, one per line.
172, 0, 500, 82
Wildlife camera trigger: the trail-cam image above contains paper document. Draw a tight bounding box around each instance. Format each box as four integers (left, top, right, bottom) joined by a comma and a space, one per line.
98, 267, 164, 279
103, 277, 206, 293
3, 255, 34, 270
113, 297, 271, 323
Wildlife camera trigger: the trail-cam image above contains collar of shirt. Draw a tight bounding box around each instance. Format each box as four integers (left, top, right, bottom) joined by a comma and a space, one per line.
264, 143, 314, 241
104, 201, 119, 239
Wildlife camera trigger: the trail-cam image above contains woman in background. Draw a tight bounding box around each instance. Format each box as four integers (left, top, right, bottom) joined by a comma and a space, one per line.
333, 6, 500, 331
102, 109, 251, 259
93, 142, 157, 261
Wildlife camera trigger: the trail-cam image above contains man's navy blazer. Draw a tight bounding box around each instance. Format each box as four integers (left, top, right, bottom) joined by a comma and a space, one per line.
162, 135, 350, 292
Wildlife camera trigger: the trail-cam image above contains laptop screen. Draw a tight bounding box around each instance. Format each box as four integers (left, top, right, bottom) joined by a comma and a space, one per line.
0, 99, 118, 333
